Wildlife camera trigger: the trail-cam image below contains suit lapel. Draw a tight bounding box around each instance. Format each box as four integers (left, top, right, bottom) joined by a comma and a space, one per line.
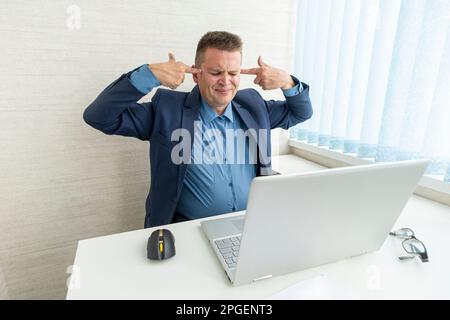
182, 85, 201, 140
232, 100, 272, 176
177, 86, 201, 195
232, 100, 261, 150
232, 100, 260, 132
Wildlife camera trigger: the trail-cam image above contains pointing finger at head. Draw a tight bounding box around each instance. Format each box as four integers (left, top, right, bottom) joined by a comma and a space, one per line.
185, 66, 201, 74
240, 68, 261, 75
182, 63, 201, 74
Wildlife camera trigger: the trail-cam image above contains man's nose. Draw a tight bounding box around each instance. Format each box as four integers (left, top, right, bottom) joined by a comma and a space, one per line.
218, 73, 231, 85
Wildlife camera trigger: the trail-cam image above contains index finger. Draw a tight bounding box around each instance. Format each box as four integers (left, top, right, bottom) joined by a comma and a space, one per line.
240, 68, 261, 75
184, 65, 201, 74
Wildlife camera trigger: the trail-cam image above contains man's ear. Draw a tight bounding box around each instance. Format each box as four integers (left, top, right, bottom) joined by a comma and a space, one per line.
192, 64, 199, 84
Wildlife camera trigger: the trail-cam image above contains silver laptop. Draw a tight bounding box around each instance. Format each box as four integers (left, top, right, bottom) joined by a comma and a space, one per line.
200, 160, 429, 286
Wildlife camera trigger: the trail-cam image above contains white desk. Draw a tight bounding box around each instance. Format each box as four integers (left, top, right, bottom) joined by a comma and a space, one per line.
66, 155, 450, 299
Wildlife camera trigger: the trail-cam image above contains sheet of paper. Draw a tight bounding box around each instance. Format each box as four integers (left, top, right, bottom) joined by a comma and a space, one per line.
269, 274, 358, 300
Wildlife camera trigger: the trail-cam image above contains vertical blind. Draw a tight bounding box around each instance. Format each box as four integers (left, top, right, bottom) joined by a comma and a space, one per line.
291, 0, 450, 183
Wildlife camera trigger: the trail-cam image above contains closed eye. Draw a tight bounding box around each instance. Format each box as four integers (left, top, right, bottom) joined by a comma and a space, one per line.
210, 71, 239, 76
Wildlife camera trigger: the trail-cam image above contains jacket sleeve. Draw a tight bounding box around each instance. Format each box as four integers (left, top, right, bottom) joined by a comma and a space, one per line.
259, 76, 313, 130
83, 69, 159, 141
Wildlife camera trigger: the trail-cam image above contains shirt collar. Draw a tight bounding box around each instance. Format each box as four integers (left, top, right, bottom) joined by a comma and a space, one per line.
200, 97, 234, 123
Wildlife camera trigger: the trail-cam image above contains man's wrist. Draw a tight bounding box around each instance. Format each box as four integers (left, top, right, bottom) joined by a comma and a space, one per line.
282, 76, 303, 97
129, 64, 161, 94
280, 76, 295, 90
147, 63, 156, 74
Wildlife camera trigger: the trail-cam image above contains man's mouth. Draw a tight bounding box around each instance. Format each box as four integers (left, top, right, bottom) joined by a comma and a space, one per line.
215, 88, 232, 95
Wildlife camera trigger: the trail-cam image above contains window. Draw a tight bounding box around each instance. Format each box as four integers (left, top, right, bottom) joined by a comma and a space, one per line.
291, 0, 450, 183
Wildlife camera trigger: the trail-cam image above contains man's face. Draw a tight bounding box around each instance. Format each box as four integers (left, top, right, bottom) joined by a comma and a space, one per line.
193, 47, 241, 112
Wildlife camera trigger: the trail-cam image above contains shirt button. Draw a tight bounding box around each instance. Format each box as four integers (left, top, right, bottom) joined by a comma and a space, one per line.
228, 182, 233, 187
232, 207, 236, 211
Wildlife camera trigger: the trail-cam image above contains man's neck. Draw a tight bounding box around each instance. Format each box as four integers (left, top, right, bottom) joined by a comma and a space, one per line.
213, 106, 227, 116
200, 96, 229, 116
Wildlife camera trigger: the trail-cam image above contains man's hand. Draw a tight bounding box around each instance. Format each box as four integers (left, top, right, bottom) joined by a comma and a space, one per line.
148, 53, 201, 90
241, 56, 295, 90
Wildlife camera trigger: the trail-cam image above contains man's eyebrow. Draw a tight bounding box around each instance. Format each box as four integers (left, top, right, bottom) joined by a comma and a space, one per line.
208, 68, 240, 73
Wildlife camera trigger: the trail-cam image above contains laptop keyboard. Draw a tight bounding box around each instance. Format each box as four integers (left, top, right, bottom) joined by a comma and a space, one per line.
214, 235, 241, 269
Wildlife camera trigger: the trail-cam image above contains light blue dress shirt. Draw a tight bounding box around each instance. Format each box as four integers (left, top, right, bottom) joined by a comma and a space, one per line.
176, 98, 258, 218
129, 64, 302, 219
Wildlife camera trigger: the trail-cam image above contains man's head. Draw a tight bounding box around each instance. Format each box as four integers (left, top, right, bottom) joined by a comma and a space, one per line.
192, 31, 243, 113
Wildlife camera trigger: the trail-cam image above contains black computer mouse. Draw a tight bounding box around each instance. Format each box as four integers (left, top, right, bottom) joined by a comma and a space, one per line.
147, 228, 176, 260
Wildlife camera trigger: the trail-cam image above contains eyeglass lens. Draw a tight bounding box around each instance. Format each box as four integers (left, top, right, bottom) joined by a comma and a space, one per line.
389, 228, 414, 239
403, 238, 426, 254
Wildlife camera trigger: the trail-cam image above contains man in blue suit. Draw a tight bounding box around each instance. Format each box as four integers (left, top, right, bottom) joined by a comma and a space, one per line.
83, 31, 312, 228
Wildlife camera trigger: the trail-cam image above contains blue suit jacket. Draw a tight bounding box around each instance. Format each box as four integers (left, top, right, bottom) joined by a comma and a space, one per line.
83, 69, 313, 228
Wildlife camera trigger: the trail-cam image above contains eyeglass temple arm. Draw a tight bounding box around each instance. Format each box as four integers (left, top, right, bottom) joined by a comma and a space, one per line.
419, 251, 429, 262
398, 256, 415, 260
398, 253, 429, 262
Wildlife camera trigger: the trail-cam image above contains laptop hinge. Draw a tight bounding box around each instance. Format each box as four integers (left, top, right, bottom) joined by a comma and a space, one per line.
252, 274, 273, 282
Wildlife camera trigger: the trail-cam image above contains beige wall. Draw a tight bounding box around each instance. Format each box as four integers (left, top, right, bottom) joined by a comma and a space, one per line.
0, 0, 297, 299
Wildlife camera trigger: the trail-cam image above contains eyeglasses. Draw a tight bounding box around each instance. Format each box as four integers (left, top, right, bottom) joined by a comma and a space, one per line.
389, 228, 429, 263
